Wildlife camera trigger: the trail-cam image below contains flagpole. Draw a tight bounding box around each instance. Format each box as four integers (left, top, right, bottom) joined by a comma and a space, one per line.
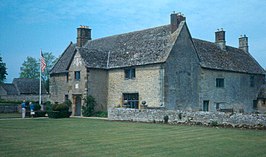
39, 49, 42, 106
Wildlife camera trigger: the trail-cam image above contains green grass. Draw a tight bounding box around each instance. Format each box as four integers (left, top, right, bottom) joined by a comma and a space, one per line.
0, 118, 266, 157
0, 113, 21, 118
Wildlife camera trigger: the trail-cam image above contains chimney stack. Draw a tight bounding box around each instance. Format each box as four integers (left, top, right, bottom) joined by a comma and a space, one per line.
77, 25, 91, 47
215, 28, 226, 50
171, 12, 186, 33
239, 35, 249, 53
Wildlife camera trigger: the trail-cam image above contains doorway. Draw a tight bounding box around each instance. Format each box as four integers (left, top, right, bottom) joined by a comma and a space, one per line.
203, 100, 209, 112
74, 95, 82, 116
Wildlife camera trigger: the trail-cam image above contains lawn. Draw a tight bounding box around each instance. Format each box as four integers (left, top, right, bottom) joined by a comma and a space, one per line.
0, 118, 266, 157
0, 113, 21, 119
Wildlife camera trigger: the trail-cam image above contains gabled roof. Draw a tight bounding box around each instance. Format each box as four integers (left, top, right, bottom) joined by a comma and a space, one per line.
0, 78, 47, 96
50, 42, 76, 74
81, 24, 178, 69
13, 78, 47, 94
0, 83, 18, 95
50, 21, 265, 75
193, 39, 265, 75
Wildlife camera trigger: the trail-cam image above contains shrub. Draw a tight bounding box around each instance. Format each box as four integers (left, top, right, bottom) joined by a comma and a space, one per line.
210, 120, 219, 127
164, 115, 169, 124
52, 103, 69, 112
48, 111, 72, 118
33, 104, 41, 111
94, 111, 108, 117
178, 113, 182, 120
47, 101, 71, 118
82, 95, 96, 117
34, 111, 46, 117
64, 99, 72, 108
44, 101, 52, 111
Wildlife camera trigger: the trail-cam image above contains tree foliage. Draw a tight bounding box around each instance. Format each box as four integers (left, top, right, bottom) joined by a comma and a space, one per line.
20, 56, 39, 79
41, 52, 57, 80
0, 55, 7, 83
41, 52, 57, 92
82, 95, 96, 117
19, 52, 57, 92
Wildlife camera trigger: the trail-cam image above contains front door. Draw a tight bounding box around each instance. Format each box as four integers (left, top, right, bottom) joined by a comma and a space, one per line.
74, 95, 82, 116
203, 100, 209, 112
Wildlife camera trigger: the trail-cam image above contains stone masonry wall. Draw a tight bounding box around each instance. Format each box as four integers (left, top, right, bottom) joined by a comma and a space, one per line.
0, 105, 18, 113
164, 23, 200, 110
108, 108, 266, 128
108, 64, 163, 108
50, 73, 68, 103
0, 94, 49, 102
199, 69, 265, 113
87, 69, 108, 111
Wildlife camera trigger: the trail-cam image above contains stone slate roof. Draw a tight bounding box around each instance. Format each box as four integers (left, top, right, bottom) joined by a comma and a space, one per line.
13, 78, 47, 94
193, 39, 265, 74
0, 78, 47, 96
81, 24, 176, 69
0, 84, 18, 95
50, 42, 76, 74
51, 21, 265, 75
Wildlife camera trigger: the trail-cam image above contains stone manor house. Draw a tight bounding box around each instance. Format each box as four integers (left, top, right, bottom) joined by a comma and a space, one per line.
50, 13, 266, 116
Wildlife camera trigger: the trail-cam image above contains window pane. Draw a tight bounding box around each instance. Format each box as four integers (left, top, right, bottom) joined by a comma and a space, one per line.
216, 78, 224, 87
125, 69, 130, 79
75, 71, 80, 80
123, 93, 139, 109
131, 68, 135, 78
125, 68, 136, 79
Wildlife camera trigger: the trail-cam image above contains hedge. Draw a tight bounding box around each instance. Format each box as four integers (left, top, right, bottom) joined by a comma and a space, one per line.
47, 111, 72, 118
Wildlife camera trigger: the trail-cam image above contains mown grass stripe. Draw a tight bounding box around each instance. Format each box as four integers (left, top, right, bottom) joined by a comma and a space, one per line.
1, 118, 266, 157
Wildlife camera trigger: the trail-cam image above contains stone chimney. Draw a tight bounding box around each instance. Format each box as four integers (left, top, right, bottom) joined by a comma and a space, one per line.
215, 28, 226, 50
239, 35, 249, 53
171, 12, 186, 33
77, 25, 91, 47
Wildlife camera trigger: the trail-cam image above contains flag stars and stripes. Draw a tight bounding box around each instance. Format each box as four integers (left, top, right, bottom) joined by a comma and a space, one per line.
41, 52, 46, 72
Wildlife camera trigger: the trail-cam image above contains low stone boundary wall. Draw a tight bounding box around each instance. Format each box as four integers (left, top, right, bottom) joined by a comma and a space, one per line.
0, 105, 18, 113
108, 108, 266, 129
0, 94, 49, 102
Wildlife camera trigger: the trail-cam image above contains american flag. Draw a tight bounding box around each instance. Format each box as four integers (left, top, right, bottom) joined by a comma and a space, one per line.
41, 52, 46, 72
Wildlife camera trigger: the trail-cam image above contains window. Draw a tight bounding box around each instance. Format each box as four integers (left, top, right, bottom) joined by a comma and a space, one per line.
216, 103, 220, 110
125, 68, 135, 79
65, 95, 68, 100
66, 73, 69, 82
123, 93, 139, 109
74, 71, 80, 81
203, 100, 209, 112
250, 75, 255, 87
216, 78, 224, 88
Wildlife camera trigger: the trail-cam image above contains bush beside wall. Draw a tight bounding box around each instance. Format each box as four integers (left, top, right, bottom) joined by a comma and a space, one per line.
47, 111, 72, 118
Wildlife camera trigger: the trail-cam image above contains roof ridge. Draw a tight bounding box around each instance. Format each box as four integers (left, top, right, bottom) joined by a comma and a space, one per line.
84, 24, 171, 46
193, 38, 246, 51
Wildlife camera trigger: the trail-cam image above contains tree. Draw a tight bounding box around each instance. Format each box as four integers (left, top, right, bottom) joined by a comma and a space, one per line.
19, 52, 57, 92
41, 52, 57, 93
20, 57, 39, 79
0, 55, 7, 83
